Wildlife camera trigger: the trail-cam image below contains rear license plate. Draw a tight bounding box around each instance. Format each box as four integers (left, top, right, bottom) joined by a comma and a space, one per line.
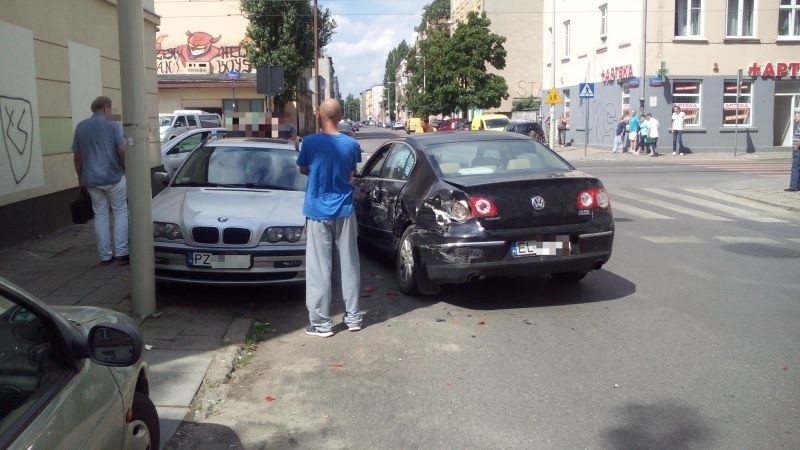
511, 237, 571, 257
187, 253, 251, 269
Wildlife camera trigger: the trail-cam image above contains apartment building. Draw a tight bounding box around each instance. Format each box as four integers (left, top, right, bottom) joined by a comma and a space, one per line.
451, 0, 544, 114
0, 0, 159, 247
361, 85, 386, 122
543, 0, 800, 152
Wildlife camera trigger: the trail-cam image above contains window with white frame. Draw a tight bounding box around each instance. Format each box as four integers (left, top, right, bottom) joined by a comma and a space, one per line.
672, 80, 702, 126
727, 0, 755, 37
563, 89, 571, 112
722, 80, 752, 126
564, 21, 570, 57
600, 4, 608, 39
675, 0, 702, 37
779, 0, 800, 37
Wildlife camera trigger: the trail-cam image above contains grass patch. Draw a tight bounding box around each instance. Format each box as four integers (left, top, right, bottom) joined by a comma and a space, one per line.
234, 320, 269, 370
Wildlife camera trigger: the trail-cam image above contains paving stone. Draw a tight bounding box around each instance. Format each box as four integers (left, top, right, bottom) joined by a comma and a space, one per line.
181, 321, 231, 337
80, 282, 130, 305
41, 294, 83, 306
141, 325, 184, 342
162, 334, 221, 351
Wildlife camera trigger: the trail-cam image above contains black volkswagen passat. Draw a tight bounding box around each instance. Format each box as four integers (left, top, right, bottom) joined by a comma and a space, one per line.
353, 131, 614, 295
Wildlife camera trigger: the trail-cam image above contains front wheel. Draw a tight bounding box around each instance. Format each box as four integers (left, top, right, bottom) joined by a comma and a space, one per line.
550, 271, 587, 283
395, 228, 439, 296
129, 392, 160, 450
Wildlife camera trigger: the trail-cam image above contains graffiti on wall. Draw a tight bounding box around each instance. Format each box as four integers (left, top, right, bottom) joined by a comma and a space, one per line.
589, 101, 619, 146
1, 96, 34, 184
156, 31, 252, 75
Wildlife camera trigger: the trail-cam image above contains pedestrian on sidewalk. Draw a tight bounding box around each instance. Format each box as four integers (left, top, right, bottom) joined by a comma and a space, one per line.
557, 112, 568, 147
670, 105, 687, 155
628, 109, 640, 154
638, 113, 650, 155
297, 98, 363, 337
612, 115, 627, 153
646, 113, 660, 157
71, 96, 129, 265
787, 112, 800, 192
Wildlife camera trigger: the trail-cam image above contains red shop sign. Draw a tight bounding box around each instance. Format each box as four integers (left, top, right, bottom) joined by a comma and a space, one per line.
601, 64, 634, 82
747, 62, 800, 78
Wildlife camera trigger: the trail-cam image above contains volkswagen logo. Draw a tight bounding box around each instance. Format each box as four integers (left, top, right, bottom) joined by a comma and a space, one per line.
217, 217, 229, 223
530, 195, 546, 211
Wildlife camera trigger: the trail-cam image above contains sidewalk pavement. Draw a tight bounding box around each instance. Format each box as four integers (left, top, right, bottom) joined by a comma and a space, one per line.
0, 148, 796, 447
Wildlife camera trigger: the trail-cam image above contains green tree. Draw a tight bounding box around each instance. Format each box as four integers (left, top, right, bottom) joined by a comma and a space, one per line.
513, 96, 542, 111
417, 0, 450, 34
241, 0, 336, 108
343, 93, 361, 121
438, 12, 508, 116
383, 41, 410, 121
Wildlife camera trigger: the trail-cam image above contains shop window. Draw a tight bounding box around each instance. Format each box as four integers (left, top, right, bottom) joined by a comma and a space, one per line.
563, 89, 570, 112
727, 0, 755, 37
622, 86, 631, 116
675, 0, 703, 37
722, 81, 752, 126
672, 80, 702, 126
779, 0, 800, 37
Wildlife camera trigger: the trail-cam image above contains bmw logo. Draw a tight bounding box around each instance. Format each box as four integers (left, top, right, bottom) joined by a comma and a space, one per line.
530, 195, 546, 211
217, 217, 229, 223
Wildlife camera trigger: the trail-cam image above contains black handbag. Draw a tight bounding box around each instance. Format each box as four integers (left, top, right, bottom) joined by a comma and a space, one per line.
70, 187, 94, 224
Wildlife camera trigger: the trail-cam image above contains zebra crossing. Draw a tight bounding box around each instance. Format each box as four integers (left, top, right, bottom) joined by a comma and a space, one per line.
677, 160, 791, 177
610, 187, 794, 224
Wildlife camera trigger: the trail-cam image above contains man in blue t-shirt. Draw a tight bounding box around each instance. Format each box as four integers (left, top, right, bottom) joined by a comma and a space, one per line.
297, 98, 363, 337
628, 109, 640, 154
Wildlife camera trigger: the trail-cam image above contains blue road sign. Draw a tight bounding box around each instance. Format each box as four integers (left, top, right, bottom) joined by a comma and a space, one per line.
579, 83, 595, 98
226, 70, 241, 80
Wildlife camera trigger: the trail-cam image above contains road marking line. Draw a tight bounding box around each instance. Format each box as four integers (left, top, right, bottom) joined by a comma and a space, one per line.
611, 201, 674, 219
715, 236, 782, 245
613, 190, 733, 221
641, 236, 706, 244
643, 188, 787, 223
682, 188, 794, 215
788, 238, 800, 245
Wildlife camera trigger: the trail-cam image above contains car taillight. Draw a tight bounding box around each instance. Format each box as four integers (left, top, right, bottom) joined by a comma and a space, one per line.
469, 196, 498, 218
577, 188, 610, 210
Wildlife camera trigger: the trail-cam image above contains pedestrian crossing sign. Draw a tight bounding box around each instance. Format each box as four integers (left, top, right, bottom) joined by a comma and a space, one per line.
545, 88, 562, 104
579, 83, 595, 98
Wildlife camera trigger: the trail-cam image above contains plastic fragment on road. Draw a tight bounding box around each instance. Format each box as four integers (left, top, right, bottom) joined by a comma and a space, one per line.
328, 362, 345, 369
478, 321, 486, 325
265, 395, 277, 402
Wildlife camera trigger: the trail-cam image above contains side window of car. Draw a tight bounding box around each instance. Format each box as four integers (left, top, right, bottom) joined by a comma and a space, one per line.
0, 294, 69, 434
176, 134, 204, 154
174, 116, 186, 127
187, 116, 198, 127
381, 144, 415, 181
363, 145, 391, 178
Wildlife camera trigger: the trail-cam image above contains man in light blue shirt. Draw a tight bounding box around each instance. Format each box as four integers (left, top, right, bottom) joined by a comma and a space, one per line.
297, 98, 362, 336
628, 109, 640, 154
72, 96, 128, 264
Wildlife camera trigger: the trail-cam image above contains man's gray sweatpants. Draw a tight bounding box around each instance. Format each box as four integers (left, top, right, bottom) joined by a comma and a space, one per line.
305, 213, 361, 332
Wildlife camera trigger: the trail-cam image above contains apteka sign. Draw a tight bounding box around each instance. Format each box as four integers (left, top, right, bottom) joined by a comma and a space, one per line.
601, 64, 634, 82
747, 62, 800, 78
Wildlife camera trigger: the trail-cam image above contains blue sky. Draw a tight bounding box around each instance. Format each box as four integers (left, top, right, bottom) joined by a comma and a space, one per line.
322, 0, 429, 98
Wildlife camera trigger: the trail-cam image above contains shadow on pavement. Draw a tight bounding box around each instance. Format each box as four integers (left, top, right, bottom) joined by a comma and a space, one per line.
164, 421, 245, 449
602, 400, 718, 449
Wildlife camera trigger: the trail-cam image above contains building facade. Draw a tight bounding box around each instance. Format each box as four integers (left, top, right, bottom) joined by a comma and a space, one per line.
451, 0, 544, 114
0, 0, 160, 248
543, 0, 800, 152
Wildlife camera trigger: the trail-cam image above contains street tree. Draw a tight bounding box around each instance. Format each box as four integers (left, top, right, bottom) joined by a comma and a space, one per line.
438, 12, 508, 117
343, 93, 361, 121
417, 0, 450, 34
383, 40, 410, 121
241, 0, 336, 108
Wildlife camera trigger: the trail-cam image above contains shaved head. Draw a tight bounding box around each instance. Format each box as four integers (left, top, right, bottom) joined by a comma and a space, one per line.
319, 99, 343, 122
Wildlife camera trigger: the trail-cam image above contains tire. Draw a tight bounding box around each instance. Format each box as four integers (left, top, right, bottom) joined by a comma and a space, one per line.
550, 271, 587, 283
129, 392, 160, 450
395, 227, 439, 296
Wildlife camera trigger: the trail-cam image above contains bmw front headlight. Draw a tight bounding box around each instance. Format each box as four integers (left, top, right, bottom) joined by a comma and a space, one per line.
154, 222, 183, 240
261, 226, 305, 243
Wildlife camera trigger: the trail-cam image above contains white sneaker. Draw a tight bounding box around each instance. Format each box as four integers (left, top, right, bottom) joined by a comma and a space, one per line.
679, 152, 685, 156
672, 151, 677, 155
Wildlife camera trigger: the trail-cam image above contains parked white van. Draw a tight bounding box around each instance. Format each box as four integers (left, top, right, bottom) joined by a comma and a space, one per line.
159, 110, 222, 143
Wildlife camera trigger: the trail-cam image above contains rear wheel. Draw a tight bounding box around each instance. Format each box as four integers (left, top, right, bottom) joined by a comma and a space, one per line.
550, 271, 587, 283
395, 227, 439, 296
129, 392, 160, 450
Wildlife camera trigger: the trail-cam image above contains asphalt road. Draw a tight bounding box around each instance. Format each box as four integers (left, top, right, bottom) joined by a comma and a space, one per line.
165, 128, 800, 449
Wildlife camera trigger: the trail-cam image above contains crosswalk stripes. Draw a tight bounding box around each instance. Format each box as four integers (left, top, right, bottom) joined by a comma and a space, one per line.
642, 187, 787, 223
610, 187, 794, 223
640, 236, 798, 246
678, 160, 791, 177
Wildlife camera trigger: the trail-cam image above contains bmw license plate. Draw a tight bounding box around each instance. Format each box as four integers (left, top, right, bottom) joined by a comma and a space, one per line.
187, 253, 251, 269
511, 237, 571, 257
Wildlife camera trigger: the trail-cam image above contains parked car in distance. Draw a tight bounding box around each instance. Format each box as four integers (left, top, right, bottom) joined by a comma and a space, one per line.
0, 276, 159, 449
437, 118, 470, 132
159, 109, 222, 143
471, 114, 510, 131
338, 121, 355, 137
161, 127, 227, 178
151, 138, 307, 286
392, 121, 406, 131
505, 121, 548, 144
352, 131, 614, 295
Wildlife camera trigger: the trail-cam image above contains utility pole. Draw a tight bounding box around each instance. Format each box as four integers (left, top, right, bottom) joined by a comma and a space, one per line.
640, 0, 647, 111
117, 1, 156, 318
549, 0, 557, 147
